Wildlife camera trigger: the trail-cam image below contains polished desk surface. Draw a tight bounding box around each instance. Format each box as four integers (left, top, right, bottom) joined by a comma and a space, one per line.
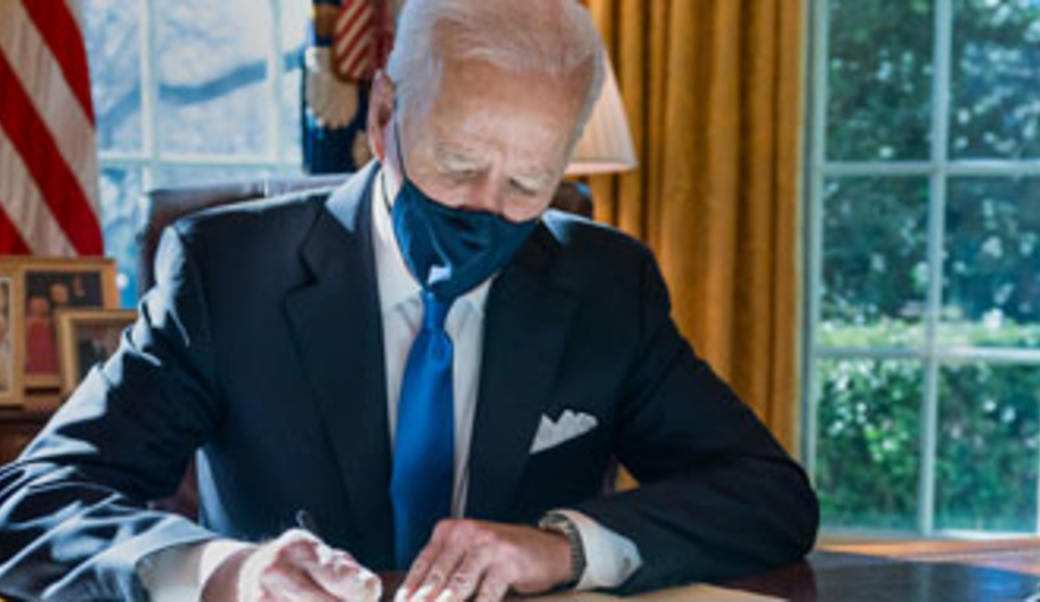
380, 539, 1040, 601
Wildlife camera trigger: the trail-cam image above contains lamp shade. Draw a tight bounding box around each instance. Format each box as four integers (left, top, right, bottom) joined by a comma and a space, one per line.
565, 51, 637, 176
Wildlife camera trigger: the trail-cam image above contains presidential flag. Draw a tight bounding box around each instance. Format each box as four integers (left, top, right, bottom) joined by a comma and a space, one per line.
303, 0, 395, 174
0, 0, 103, 256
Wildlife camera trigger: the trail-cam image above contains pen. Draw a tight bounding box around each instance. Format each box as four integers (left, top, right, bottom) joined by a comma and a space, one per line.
295, 508, 321, 537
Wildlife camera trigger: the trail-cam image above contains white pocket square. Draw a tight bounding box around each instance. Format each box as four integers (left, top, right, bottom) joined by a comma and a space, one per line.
529, 409, 598, 454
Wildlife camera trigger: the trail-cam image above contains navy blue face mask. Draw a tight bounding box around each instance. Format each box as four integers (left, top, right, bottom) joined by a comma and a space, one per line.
387, 118, 540, 302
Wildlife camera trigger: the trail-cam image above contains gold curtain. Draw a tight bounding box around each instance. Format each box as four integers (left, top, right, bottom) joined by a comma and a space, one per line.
585, 0, 806, 454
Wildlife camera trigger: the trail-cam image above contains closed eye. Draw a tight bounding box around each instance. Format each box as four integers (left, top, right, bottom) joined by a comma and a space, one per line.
509, 179, 540, 196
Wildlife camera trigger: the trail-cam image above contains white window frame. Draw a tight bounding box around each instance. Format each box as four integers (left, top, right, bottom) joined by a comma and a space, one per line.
96, 0, 302, 192
802, 0, 1040, 538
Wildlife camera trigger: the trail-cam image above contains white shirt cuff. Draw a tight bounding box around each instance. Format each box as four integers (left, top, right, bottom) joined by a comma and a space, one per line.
549, 509, 643, 590
136, 538, 255, 602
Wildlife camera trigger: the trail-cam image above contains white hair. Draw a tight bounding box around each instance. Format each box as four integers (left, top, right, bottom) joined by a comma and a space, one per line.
386, 0, 605, 144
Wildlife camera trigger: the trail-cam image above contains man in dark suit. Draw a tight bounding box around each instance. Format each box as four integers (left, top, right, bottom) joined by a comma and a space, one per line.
0, 1, 818, 600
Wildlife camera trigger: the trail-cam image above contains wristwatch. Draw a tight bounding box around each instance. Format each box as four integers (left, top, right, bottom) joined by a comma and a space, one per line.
538, 512, 587, 586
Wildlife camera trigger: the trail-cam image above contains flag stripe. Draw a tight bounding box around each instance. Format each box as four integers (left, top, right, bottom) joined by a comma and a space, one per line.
62, 0, 86, 31
0, 128, 78, 256
0, 202, 33, 255
334, 6, 372, 58
339, 29, 373, 79
0, 0, 100, 212
20, 0, 95, 125
335, 0, 366, 34
0, 50, 103, 255
336, 20, 374, 78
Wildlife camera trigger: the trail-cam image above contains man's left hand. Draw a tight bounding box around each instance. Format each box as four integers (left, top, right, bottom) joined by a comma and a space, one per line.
395, 519, 574, 602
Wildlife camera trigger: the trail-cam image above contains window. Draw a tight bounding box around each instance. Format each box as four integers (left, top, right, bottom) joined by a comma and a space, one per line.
804, 0, 1040, 535
84, 0, 309, 307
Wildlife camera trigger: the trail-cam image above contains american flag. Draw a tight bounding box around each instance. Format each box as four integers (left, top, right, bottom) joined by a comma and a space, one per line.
333, 0, 393, 83
304, 0, 394, 173
0, 0, 103, 257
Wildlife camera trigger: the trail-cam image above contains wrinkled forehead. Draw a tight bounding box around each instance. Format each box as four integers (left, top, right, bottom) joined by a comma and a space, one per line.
408, 57, 587, 150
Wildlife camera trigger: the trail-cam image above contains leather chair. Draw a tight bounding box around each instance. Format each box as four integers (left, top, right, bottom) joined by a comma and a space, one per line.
136, 174, 346, 296
136, 175, 593, 295
136, 173, 594, 518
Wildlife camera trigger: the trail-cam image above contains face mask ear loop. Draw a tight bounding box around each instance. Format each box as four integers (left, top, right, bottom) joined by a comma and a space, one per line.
384, 95, 407, 214
392, 96, 410, 180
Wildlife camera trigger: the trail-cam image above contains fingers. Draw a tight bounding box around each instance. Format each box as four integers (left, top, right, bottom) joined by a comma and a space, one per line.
417, 531, 468, 601
473, 569, 510, 602
399, 520, 511, 602
304, 551, 381, 601
247, 528, 381, 602
399, 520, 450, 598
436, 544, 495, 602
260, 563, 340, 602
397, 521, 576, 601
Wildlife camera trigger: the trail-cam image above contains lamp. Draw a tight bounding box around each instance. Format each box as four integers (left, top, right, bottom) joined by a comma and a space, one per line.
552, 51, 636, 218
566, 51, 637, 176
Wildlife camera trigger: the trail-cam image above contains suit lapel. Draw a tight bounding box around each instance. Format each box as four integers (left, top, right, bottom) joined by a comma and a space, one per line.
283, 164, 395, 564
466, 224, 579, 521
284, 168, 580, 543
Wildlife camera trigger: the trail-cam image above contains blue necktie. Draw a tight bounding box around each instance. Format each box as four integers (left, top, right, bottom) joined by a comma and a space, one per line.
390, 291, 455, 569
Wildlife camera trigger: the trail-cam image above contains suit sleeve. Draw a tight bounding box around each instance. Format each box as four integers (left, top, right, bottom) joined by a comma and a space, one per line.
574, 248, 819, 594
0, 226, 224, 601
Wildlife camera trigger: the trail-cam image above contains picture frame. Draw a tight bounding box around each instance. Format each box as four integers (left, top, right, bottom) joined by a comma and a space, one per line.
0, 268, 24, 407
0, 257, 119, 389
55, 308, 137, 397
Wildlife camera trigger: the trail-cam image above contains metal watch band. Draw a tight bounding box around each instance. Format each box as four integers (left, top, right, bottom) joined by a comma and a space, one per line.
538, 512, 587, 586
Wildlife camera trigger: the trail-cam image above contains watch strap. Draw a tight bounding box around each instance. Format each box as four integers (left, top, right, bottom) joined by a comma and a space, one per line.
538, 512, 587, 586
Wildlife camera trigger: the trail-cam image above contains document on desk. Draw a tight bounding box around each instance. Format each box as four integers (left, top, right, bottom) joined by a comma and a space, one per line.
527, 583, 784, 601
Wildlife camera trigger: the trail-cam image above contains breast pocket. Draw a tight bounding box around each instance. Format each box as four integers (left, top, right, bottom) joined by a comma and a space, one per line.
512, 414, 611, 516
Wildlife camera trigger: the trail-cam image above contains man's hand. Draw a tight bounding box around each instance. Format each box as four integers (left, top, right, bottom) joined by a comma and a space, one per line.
396, 519, 573, 602
201, 528, 381, 602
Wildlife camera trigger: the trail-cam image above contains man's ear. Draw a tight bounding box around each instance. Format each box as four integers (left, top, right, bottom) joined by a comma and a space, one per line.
367, 70, 395, 163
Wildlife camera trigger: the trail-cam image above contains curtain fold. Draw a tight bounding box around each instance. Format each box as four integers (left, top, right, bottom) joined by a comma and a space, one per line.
586, 0, 806, 454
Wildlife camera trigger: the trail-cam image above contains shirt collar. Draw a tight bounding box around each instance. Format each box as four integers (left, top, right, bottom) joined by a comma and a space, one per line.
370, 167, 493, 316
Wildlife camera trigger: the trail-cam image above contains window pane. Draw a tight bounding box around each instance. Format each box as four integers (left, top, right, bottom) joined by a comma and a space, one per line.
99, 167, 142, 308
941, 177, 1040, 348
950, 0, 1040, 159
154, 166, 273, 189
156, 1, 271, 155
84, 0, 142, 152
282, 67, 303, 164
936, 363, 1040, 532
826, 0, 934, 161
819, 177, 929, 347
816, 358, 922, 530
281, 0, 308, 164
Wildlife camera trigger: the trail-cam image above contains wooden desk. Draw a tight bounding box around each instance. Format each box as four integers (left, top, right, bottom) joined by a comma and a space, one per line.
727, 539, 1040, 602
0, 406, 53, 465
2, 408, 1038, 602
377, 539, 1040, 601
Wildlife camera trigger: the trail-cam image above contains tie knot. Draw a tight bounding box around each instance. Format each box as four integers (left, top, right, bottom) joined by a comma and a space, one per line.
421, 291, 453, 331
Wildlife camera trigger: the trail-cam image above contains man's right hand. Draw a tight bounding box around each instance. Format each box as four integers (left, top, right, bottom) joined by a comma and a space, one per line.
201, 528, 382, 602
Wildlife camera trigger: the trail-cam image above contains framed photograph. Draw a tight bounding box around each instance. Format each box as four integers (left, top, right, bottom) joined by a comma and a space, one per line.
0, 268, 24, 406
55, 309, 136, 396
0, 257, 119, 389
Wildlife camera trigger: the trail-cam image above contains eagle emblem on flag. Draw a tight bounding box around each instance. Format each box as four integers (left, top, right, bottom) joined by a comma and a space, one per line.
304, 0, 395, 172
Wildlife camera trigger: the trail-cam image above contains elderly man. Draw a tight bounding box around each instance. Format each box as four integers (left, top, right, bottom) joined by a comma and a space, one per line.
0, 1, 818, 600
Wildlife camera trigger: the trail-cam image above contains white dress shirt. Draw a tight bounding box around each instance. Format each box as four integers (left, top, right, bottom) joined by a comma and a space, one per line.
137, 170, 642, 598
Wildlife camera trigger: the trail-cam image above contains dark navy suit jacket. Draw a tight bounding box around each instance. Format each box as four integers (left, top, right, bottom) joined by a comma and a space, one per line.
0, 164, 818, 600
